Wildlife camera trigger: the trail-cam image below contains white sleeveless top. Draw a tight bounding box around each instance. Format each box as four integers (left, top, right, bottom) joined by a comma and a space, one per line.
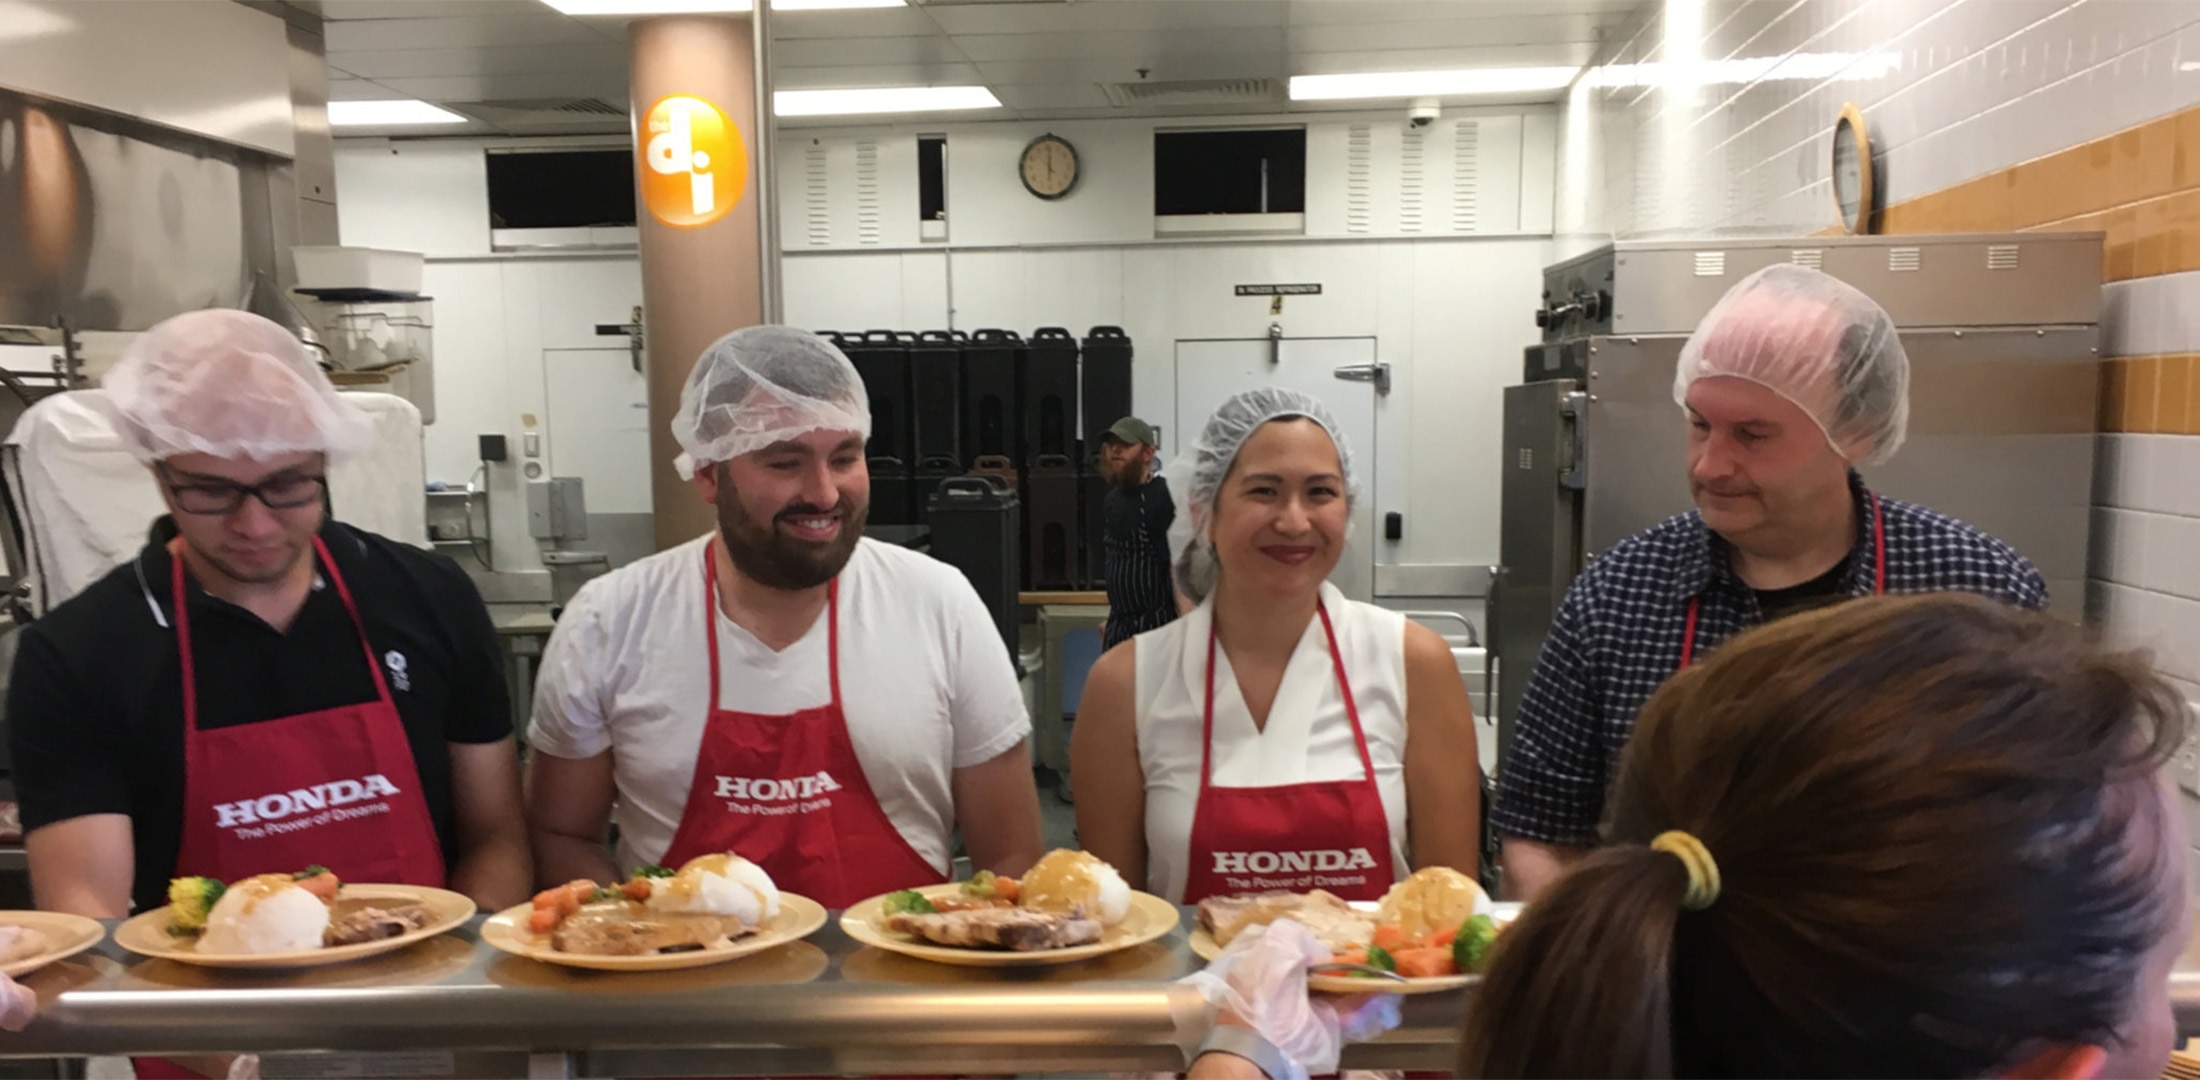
1132, 582, 1412, 903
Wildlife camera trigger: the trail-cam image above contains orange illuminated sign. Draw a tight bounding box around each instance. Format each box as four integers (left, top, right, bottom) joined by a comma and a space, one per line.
640, 95, 747, 228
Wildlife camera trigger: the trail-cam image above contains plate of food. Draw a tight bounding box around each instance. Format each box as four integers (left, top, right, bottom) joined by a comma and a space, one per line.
1190, 867, 1503, 995
0, 912, 105, 977
115, 866, 475, 969
841, 849, 1179, 968
481, 852, 827, 972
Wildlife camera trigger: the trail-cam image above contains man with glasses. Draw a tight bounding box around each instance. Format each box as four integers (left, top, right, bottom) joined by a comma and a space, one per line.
6, 309, 531, 920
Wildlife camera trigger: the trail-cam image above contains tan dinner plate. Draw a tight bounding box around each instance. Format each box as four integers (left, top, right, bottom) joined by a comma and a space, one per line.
480, 893, 828, 972
0, 912, 105, 977
115, 885, 475, 969
1191, 901, 1520, 996
840, 884, 1179, 968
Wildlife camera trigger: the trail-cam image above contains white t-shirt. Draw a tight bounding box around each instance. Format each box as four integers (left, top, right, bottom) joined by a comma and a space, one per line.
528, 533, 1030, 875
1133, 582, 1411, 903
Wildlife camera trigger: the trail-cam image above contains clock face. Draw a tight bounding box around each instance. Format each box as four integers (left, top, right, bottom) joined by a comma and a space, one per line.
1020, 136, 1078, 200
1830, 107, 1871, 234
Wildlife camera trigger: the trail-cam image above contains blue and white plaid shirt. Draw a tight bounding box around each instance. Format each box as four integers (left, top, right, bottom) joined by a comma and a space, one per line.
1489, 473, 2048, 846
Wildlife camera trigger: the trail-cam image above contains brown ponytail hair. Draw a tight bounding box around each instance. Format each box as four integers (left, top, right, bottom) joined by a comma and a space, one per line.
1461, 593, 2187, 1078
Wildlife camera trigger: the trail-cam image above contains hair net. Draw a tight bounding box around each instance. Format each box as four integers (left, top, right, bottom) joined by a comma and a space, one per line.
672, 325, 871, 476
1164, 387, 1358, 603
1672, 263, 1910, 465
105, 308, 373, 465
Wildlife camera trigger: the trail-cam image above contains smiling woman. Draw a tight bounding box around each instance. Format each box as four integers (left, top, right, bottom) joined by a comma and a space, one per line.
1071, 387, 1481, 908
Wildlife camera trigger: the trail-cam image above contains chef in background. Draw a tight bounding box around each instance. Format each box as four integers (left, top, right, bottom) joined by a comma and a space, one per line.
1096, 416, 1186, 651
1072, 388, 1480, 905
1491, 265, 2049, 901
7, 309, 531, 918
526, 327, 1043, 907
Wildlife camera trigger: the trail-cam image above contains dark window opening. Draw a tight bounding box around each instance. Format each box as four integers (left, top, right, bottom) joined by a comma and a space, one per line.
918, 136, 947, 221
1154, 128, 1305, 215
486, 148, 637, 229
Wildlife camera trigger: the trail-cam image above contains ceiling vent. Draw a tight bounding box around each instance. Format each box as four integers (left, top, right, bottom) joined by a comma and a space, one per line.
1101, 78, 1282, 108
454, 98, 628, 127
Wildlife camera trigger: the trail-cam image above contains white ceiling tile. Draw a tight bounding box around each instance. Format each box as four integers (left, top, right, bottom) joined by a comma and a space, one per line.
773, 34, 969, 68
326, 14, 604, 52
772, 6, 944, 39
330, 42, 627, 79
1288, 13, 1604, 53
770, 62, 988, 89
1285, 0, 1643, 27
370, 71, 635, 101
315, 0, 545, 19
989, 82, 1117, 110
1293, 41, 1597, 75
952, 27, 1286, 62
923, 0, 1288, 36
328, 77, 398, 101
974, 53, 1287, 86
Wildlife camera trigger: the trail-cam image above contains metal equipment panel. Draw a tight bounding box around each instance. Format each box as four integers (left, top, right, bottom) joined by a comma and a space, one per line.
1492, 379, 1581, 769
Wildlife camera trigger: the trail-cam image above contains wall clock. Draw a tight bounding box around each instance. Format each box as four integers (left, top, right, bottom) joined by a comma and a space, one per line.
1831, 102, 1874, 235
1020, 133, 1078, 200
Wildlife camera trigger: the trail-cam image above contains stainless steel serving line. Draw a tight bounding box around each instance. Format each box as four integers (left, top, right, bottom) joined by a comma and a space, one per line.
3, 908, 2199, 1077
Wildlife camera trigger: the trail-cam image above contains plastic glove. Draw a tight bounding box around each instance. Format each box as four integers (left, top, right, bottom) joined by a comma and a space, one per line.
0, 973, 32, 1032
1178, 919, 1403, 1080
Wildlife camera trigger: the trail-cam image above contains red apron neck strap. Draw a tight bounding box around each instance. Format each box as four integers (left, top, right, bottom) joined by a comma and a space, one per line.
704, 543, 842, 711
1202, 599, 1375, 785
173, 534, 393, 733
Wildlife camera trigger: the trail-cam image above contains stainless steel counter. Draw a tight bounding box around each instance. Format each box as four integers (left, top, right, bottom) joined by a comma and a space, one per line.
6, 911, 2200, 1076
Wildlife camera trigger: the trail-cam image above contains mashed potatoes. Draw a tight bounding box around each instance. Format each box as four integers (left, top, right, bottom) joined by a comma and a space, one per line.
645, 853, 781, 926
1375, 866, 1488, 940
199, 874, 331, 954
1019, 849, 1131, 926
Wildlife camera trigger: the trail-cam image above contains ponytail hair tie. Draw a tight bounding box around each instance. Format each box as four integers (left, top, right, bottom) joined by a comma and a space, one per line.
1650, 830, 1721, 911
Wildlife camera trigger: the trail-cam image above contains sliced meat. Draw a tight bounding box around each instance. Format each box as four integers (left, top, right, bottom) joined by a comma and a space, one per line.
1198, 889, 1374, 952
325, 903, 431, 946
550, 902, 749, 956
886, 908, 1103, 951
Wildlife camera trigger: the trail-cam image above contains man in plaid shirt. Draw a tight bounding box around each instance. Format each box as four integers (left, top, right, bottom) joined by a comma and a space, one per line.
1491, 266, 2048, 899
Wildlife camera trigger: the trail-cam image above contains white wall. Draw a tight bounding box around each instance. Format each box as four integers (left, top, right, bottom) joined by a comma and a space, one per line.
337, 109, 1559, 595
0, 0, 294, 156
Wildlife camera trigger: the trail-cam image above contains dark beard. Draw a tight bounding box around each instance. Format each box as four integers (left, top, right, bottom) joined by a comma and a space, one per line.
1111, 463, 1146, 492
714, 468, 867, 590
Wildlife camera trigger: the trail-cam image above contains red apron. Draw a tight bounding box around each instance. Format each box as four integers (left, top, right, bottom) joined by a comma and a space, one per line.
1679, 493, 1886, 670
140, 538, 446, 1080
1180, 602, 1399, 905
658, 547, 944, 908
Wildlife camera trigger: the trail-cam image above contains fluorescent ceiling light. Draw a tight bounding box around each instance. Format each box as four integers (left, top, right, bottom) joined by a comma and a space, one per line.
541, 0, 901, 13
1290, 66, 1581, 100
328, 100, 468, 127
774, 86, 1001, 117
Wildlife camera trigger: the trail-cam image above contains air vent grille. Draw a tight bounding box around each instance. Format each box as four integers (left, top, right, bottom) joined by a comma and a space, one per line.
855, 140, 881, 245
1791, 249, 1823, 269
1100, 78, 1281, 108
1987, 244, 2020, 270
1346, 124, 1372, 235
1693, 250, 1726, 277
804, 143, 830, 246
1399, 129, 1425, 233
1453, 120, 1480, 232
1889, 246, 1922, 272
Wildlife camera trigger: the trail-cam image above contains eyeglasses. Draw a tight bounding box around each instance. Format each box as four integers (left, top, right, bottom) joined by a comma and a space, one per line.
158, 467, 327, 516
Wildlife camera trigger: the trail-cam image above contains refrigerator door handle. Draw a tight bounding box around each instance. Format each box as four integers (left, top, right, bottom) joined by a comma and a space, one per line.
1334, 362, 1392, 395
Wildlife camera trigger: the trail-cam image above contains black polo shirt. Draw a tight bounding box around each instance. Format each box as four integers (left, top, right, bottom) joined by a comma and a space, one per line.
1101, 474, 1178, 650
6, 519, 512, 912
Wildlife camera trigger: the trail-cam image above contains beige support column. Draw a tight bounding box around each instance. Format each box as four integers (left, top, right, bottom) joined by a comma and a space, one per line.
629, 15, 764, 551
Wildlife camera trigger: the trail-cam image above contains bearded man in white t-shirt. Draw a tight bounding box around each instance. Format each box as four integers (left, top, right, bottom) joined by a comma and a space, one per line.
525, 327, 1044, 906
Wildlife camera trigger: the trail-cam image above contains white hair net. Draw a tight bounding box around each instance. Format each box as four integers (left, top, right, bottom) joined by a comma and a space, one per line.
105, 308, 373, 465
1164, 387, 1358, 603
1672, 263, 1910, 465
672, 325, 871, 476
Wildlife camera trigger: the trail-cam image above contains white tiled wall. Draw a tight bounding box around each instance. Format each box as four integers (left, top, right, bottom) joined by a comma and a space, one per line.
2091, 435, 2200, 705
1556, 0, 2200, 242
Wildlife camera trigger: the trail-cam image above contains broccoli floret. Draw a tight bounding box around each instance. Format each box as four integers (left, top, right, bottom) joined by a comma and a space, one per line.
167, 877, 225, 932
1453, 914, 1500, 972
293, 865, 332, 881
960, 870, 998, 898
631, 865, 675, 880
882, 889, 937, 916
